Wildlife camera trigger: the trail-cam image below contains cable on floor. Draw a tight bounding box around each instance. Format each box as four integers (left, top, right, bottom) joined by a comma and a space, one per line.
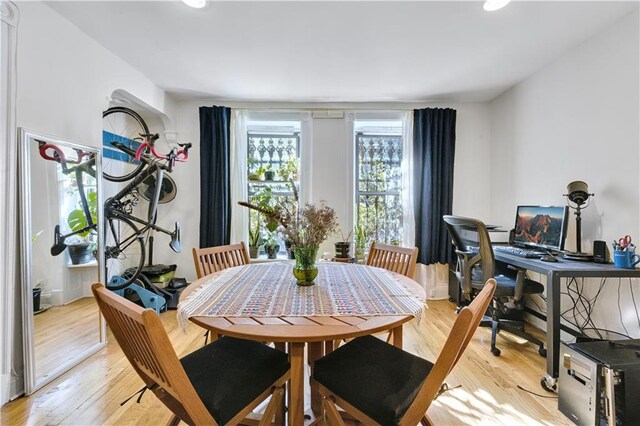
516, 385, 558, 399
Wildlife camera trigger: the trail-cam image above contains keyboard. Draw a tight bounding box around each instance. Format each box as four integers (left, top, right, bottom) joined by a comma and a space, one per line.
493, 245, 545, 258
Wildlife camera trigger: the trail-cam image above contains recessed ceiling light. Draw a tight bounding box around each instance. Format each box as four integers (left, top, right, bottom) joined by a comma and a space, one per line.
182, 0, 206, 9
483, 0, 512, 12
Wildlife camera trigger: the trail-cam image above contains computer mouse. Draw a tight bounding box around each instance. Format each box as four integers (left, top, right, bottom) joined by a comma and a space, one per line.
540, 255, 558, 262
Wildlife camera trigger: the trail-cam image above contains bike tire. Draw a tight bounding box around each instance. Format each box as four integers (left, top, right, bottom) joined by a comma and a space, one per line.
102, 107, 150, 182
104, 214, 145, 290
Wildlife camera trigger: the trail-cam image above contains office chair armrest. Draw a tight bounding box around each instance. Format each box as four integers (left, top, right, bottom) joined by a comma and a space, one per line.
506, 264, 526, 302
455, 249, 481, 296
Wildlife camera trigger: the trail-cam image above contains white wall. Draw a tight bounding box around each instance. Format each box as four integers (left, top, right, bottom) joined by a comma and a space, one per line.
6, 1, 175, 400
490, 10, 640, 337
173, 101, 492, 282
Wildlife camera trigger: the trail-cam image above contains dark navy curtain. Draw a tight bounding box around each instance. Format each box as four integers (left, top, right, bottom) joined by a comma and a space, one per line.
413, 108, 457, 265
199, 105, 231, 248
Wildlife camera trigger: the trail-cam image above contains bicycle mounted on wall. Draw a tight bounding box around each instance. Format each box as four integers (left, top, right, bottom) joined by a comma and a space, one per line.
101, 107, 191, 292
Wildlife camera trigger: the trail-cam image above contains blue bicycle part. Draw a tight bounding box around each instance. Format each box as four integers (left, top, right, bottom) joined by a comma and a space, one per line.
110, 275, 166, 314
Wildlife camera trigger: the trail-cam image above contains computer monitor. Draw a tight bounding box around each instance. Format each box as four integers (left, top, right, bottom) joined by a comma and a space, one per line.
513, 205, 569, 251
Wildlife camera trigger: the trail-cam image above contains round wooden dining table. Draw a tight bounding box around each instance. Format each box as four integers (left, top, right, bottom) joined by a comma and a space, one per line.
178, 262, 426, 426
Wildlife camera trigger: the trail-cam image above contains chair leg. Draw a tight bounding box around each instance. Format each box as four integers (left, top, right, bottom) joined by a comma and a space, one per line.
259, 387, 285, 426
490, 320, 501, 356
323, 397, 346, 426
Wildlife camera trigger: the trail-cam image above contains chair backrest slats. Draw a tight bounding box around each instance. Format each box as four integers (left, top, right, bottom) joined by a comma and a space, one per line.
366, 241, 419, 278
401, 279, 496, 426
92, 284, 216, 425
192, 242, 250, 279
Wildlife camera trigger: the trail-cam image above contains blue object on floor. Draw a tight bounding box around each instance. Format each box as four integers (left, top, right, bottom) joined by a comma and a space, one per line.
110, 275, 167, 314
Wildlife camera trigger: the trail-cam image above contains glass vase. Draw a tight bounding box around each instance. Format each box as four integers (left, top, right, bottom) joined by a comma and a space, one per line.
292, 246, 319, 286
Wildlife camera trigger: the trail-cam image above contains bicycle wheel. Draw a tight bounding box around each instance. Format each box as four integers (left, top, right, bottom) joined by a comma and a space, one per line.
102, 107, 150, 182
104, 214, 145, 290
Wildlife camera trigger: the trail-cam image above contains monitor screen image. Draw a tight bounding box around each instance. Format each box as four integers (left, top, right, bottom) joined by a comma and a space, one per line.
513, 205, 569, 251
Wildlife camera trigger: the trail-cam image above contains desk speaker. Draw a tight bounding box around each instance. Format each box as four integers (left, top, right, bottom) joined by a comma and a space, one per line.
593, 240, 608, 263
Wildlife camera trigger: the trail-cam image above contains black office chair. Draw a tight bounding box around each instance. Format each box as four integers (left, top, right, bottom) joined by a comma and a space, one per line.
443, 215, 546, 357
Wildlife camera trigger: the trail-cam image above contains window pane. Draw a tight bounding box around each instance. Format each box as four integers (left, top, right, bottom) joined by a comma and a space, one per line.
247, 130, 301, 257
355, 132, 403, 247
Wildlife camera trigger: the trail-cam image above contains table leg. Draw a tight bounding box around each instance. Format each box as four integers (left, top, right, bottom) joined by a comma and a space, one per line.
392, 325, 403, 349
543, 272, 561, 391
288, 342, 305, 426
308, 342, 323, 416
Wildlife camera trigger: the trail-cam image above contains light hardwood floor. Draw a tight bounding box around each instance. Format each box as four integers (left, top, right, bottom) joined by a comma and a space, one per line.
33, 297, 102, 380
2, 299, 571, 425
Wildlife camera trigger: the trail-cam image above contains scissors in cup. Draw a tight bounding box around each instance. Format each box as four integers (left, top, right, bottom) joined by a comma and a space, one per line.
618, 235, 633, 251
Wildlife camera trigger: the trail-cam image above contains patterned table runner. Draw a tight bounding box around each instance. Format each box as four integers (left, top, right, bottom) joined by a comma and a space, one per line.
178, 262, 425, 328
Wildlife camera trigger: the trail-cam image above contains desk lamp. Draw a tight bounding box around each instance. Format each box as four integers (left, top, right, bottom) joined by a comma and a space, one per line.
563, 181, 594, 261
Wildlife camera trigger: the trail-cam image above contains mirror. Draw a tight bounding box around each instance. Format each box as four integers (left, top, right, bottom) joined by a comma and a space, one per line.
19, 128, 106, 394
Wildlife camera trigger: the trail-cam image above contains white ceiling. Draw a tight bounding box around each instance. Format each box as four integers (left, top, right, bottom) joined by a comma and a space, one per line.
47, 1, 638, 102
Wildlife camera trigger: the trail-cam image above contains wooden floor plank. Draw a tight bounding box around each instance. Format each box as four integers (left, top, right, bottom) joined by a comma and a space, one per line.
1, 300, 571, 425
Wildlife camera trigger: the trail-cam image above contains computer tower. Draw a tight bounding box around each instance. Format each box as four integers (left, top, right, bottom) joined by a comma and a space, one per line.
559, 339, 640, 425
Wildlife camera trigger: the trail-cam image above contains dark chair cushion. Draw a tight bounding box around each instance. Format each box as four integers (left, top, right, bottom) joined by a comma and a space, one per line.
471, 264, 544, 298
181, 336, 289, 425
313, 335, 433, 426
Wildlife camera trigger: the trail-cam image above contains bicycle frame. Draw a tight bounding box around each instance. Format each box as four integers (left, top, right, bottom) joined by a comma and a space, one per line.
104, 142, 177, 239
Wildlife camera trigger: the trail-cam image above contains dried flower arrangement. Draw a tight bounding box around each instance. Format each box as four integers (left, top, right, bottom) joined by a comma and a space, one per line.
279, 202, 339, 249
238, 181, 338, 250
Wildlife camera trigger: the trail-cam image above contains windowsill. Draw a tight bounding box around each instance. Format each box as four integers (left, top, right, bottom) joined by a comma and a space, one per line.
67, 260, 98, 268
248, 179, 295, 184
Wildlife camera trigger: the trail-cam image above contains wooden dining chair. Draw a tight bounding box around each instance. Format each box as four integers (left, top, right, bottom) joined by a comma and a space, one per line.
92, 283, 289, 426
366, 241, 419, 279
313, 279, 497, 426
192, 241, 250, 279
365, 241, 419, 343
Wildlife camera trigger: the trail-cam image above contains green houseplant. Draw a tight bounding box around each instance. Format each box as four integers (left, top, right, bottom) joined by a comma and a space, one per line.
277, 158, 299, 181
66, 191, 98, 264
354, 224, 369, 261
248, 223, 261, 258
263, 231, 280, 259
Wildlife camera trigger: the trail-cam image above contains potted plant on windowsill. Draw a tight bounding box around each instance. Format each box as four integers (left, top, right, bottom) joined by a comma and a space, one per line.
335, 228, 353, 259
264, 164, 275, 181
263, 231, 280, 259
248, 224, 261, 259
354, 224, 369, 262
66, 191, 98, 265
278, 158, 299, 182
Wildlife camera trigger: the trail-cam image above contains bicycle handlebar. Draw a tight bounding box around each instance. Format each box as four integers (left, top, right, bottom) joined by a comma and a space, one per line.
134, 139, 191, 163
38, 142, 90, 165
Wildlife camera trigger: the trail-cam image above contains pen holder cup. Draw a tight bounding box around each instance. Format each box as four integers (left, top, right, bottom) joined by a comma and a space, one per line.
613, 250, 640, 269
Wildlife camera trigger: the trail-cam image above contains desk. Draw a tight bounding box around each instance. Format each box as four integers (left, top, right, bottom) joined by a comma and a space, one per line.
493, 251, 640, 391
178, 262, 425, 425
